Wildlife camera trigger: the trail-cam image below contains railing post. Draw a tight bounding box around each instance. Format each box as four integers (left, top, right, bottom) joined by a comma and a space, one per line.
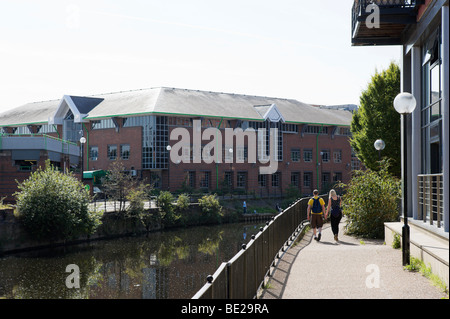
429, 175, 433, 226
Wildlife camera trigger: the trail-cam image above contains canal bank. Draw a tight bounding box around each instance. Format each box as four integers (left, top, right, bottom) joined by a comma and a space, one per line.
0, 198, 279, 255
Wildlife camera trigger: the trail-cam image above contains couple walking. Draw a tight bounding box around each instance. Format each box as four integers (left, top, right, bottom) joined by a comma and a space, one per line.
307, 189, 342, 242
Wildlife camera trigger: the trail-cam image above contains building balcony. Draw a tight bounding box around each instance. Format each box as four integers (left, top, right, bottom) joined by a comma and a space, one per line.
351, 0, 423, 46
0, 134, 80, 158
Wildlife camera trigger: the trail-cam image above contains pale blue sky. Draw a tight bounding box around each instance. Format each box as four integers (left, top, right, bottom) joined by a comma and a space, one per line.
0, 0, 400, 113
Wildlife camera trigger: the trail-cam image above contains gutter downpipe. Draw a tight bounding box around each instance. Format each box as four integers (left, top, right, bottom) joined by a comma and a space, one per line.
83, 123, 89, 171
216, 118, 224, 190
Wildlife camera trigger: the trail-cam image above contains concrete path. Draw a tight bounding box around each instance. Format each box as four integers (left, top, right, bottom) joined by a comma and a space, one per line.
260, 219, 447, 299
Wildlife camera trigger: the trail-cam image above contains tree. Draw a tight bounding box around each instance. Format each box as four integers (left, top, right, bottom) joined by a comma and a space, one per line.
337, 159, 401, 239
15, 160, 102, 242
350, 62, 401, 177
101, 160, 138, 212
198, 194, 223, 224
157, 191, 180, 227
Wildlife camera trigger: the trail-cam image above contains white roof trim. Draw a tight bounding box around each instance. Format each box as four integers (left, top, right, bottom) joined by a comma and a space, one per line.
48, 95, 88, 125
262, 104, 285, 123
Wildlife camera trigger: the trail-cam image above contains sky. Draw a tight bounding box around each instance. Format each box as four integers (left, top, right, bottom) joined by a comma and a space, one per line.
0, 0, 401, 114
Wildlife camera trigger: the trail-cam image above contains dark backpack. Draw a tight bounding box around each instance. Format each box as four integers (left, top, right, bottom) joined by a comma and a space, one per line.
331, 196, 342, 217
312, 197, 322, 214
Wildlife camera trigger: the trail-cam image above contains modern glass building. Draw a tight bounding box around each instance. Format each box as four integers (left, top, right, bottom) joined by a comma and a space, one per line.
352, 0, 449, 234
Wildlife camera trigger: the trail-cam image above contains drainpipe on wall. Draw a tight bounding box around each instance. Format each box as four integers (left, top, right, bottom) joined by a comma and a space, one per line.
216, 118, 223, 190
82, 123, 89, 171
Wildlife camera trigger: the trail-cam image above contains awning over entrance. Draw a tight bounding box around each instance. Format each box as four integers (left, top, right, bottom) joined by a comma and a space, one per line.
83, 170, 107, 184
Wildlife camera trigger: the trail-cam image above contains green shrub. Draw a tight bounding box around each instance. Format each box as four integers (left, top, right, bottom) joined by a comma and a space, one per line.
157, 191, 180, 227
15, 161, 102, 242
337, 160, 401, 239
198, 194, 223, 224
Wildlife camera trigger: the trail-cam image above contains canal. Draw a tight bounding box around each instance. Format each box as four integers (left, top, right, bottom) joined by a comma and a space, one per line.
0, 222, 265, 299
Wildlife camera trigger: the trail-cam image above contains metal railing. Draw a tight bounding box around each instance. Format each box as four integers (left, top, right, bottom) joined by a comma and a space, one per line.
0, 134, 79, 156
192, 195, 326, 299
418, 174, 444, 228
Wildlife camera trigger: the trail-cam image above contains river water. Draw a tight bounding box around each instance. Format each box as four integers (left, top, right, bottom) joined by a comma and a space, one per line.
0, 222, 265, 299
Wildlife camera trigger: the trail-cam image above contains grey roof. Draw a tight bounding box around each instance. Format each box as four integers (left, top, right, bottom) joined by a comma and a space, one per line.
0, 87, 353, 127
0, 99, 60, 126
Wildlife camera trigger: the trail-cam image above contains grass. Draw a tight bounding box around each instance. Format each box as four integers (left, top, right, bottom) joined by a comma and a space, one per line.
404, 257, 448, 298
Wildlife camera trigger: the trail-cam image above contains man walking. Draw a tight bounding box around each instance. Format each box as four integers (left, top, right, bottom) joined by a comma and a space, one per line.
307, 190, 326, 241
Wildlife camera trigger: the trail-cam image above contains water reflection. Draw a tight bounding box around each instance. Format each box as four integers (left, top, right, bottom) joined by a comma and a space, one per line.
0, 222, 264, 299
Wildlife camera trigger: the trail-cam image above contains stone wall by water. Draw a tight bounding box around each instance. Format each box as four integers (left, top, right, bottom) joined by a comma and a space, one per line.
0, 207, 180, 254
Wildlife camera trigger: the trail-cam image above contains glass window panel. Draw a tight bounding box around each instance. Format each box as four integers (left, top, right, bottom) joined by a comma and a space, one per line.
430, 65, 440, 104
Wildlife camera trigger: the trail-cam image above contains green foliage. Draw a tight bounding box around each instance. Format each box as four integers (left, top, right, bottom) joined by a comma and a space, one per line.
198, 194, 223, 224
337, 160, 401, 239
101, 160, 139, 212
157, 191, 180, 227
350, 62, 401, 177
176, 193, 190, 213
392, 233, 401, 249
126, 184, 151, 226
15, 160, 102, 242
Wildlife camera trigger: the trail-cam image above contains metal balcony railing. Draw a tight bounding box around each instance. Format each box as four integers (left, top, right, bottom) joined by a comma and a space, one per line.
0, 134, 80, 157
418, 174, 444, 228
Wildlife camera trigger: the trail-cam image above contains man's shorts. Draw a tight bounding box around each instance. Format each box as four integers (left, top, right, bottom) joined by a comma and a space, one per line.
311, 214, 323, 229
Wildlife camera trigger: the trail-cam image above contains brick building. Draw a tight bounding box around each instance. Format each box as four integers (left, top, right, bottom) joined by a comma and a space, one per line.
0, 87, 357, 199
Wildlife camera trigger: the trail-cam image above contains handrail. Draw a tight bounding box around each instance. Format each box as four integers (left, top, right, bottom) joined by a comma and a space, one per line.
417, 174, 444, 228
192, 194, 326, 299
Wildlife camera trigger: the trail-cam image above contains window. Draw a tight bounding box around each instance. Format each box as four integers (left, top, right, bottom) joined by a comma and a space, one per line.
333, 172, 342, 183
236, 146, 248, 162
37, 124, 57, 134
224, 171, 233, 188
303, 149, 313, 162
321, 150, 330, 163
258, 174, 266, 187
121, 144, 130, 160
322, 172, 331, 187
107, 145, 117, 160
351, 148, 361, 171
333, 150, 342, 163
272, 172, 281, 187
303, 172, 312, 188
200, 171, 210, 189
237, 172, 247, 188
304, 125, 328, 135
421, 28, 442, 174
336, 127, 351, 136
89, 146, 98, 161
91, 119, 115, 130
187, 171, 196, 188
291, 148, 300, 162
123, 115, 169, 169
291, 172, 300, 187
282, 123, 298, 133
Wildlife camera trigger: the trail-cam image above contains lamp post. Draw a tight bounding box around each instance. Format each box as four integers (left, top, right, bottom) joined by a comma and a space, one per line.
374, 139, 385, 160
393, 92, 416, 266
80, 136, 86, 182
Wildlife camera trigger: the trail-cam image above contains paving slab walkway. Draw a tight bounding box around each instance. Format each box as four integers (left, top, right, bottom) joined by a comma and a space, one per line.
260, 219, 447, 299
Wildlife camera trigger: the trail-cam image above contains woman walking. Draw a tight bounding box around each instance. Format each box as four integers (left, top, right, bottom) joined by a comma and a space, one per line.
327, 189, 342, 242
